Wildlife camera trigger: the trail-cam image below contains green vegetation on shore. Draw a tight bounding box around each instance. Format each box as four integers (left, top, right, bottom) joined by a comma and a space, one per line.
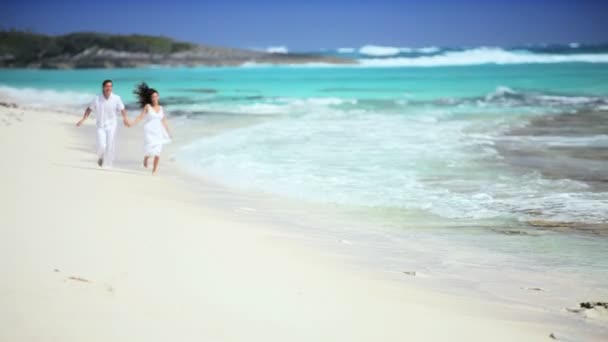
0, 30, 195, 65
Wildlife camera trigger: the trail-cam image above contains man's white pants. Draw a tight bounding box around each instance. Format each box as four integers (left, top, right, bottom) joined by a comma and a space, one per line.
96, 121, 117, 167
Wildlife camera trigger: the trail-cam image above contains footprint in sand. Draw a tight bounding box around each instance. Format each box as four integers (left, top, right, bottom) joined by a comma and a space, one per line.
67, 276, 91, 283
53, 268, 115, 294
521, 287, 545, 292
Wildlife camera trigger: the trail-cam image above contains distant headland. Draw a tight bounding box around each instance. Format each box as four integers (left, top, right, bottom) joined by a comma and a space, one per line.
0, 31, 356, 68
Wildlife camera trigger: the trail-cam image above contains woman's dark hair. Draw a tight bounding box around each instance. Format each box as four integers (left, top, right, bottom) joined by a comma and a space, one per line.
133, 82, 159, 108
102, 79, 112, 87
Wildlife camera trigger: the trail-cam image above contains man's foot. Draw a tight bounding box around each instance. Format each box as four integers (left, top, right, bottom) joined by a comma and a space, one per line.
97, 158, 103, 167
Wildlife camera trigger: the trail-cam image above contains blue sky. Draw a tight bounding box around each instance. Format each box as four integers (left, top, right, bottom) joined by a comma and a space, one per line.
1, 0, 607, 51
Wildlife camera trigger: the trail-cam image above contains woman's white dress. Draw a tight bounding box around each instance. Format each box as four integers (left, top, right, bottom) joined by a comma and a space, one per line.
144, 105, 171, 156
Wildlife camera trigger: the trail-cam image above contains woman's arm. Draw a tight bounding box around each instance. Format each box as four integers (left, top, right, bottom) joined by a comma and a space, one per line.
129, 105, 149, 126
162, 115, 172, 138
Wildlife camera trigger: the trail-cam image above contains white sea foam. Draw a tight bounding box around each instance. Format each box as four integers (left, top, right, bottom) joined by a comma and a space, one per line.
0, 85, 94, 109
497, 135, 608, 148
266, 46, 289, 54
245, 47, 608, 68
180, 97, 357, 116
176, 101, 608, 224
484, 86, 517, 100
400, 46, 441, 54
416, 46, 441, 54
358, 48, 608, 67
359, 45, 401, 57
337, 47, 356, 53
359, 45, 442, 57
479, 86, 608, 108
535, 94, 606, 106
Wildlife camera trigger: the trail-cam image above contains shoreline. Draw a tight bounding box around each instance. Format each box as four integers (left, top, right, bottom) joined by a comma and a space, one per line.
172, 152, 608, 329
165, 99, 608, 320
2, 98, 607, 340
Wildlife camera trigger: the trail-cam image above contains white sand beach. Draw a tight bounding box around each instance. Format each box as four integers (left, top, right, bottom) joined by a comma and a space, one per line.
0, 101, 605, 341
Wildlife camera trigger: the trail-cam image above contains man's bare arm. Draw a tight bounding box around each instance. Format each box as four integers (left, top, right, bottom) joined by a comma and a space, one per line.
76, 107, 92, 127
121, 109, 130, 127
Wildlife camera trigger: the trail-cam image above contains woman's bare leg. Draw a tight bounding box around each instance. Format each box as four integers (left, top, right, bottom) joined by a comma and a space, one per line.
152, 156, 160, 175
143, 155, 150, 168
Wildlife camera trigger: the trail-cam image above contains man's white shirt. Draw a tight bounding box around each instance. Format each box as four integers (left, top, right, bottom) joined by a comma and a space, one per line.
88, 93, 125, 127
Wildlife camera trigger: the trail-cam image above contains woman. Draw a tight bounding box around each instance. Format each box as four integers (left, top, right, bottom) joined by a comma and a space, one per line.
130, 83, 172, 175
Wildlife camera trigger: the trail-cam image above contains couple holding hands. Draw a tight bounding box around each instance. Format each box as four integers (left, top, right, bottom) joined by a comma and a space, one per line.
76, 80, 171, 175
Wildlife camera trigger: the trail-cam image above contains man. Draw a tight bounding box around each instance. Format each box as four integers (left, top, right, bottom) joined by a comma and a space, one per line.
76, 80, 130, 168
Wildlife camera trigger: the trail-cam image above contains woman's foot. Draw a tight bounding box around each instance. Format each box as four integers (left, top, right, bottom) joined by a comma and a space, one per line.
97, 157, 103, 167
152, 156, 160, 175
143, 156, 149, 168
